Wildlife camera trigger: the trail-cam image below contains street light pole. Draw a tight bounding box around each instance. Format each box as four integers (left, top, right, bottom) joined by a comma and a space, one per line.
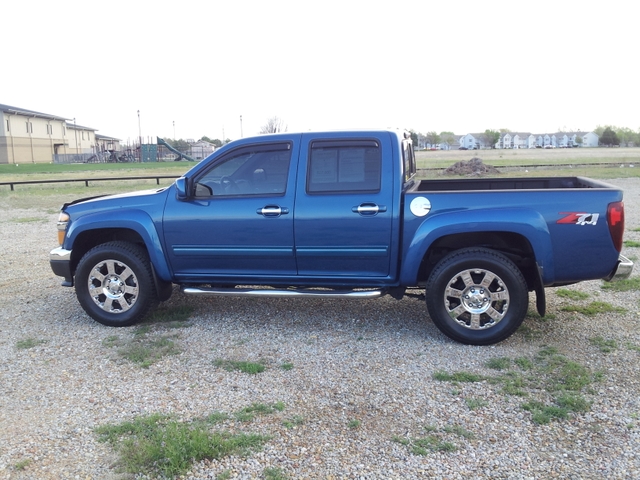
173, 120, 175, 140
240, 115, 243, 138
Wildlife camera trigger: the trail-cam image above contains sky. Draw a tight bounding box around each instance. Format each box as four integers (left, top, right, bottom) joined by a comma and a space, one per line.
3, 0, 639, 144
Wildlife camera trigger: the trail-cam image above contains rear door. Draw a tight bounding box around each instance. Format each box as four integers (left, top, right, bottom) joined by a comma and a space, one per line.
294, 133, 395, 278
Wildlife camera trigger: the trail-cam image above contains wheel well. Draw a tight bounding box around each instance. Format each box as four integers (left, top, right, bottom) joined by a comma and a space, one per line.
418, 231, 537, 290
70, 228, 146, 275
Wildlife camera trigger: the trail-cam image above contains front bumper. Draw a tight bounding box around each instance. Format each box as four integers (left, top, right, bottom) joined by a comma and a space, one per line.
50, 247, 73, 286
605, 254, 634, 281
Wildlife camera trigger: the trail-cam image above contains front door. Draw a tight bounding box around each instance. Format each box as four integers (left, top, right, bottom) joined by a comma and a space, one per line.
163, 141, 297, 283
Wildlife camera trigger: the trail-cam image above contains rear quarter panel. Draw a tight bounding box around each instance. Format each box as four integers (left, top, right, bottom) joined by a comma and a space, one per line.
400, 184, 623, 286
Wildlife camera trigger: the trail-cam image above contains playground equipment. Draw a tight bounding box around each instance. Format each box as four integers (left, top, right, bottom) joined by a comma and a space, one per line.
156, 137, 196, 161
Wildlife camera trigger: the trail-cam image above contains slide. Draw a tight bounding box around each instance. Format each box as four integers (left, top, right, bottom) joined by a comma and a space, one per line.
156, 137, 196, 162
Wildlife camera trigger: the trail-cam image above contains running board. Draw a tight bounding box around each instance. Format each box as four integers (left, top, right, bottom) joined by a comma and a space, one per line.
181, 286, 385, 299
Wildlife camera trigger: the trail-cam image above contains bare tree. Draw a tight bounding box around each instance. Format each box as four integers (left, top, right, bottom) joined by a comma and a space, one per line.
260, 116, 288, 134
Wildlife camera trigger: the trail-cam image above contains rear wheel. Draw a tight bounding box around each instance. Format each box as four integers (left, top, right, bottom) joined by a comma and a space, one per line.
75, 241, 158, 326
425, 248, 528, 345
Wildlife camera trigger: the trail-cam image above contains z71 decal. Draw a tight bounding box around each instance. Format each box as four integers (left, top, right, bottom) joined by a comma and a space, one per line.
557, 212, 599, 226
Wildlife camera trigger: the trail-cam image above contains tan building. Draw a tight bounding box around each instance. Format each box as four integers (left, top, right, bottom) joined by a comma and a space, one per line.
0, 103, 118, 164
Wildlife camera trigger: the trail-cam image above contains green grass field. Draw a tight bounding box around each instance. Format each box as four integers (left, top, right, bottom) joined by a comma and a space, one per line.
1, 148, 639, 210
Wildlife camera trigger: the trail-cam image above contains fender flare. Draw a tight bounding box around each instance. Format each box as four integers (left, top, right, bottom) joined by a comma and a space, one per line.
399, 208, 555, 286
66, 209, 172, 281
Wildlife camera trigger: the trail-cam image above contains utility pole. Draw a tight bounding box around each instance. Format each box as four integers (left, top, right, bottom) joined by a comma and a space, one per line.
137, 110, 142, 162
173, 120, 175, 139
240, 115, 243, 138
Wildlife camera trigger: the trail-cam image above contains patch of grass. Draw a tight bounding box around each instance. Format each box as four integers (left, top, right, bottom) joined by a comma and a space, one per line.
433, 371, 485, 383
347, 419, 361, 429
16, 338, 46, 349
625, 342, 640, 353
522, 401, 569, 424
465, 398, 489, 410
500, 372, 528, 396
206, 412, 231, 424
517, 324, 544, 341
535, 348, 594, 392
590, 336, 618, 353
623, 240, 640, 248
144, 305, 194, 328
279, 362, 294, 371
95, 413, 269, 478
13, 459, 32, 471
264, 467, 288, 480
434, 346, 598, 424
214, 359, 266, 375
217, 470, 232, 480
283, 415, 305, 429
560, 301, 625, 316
485, 357, 511, 370
393, 434, 456, 455
13, 216, 44, 223
514, 357, 534, 370
235, 402, 285, 422
117, 335, 181, 368
555, 288, 590, 300
601, 276, 640, 292
443, 425, 475, 439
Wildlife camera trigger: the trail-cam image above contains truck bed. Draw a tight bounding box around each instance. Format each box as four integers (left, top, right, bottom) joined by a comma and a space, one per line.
414, 176, 611, 192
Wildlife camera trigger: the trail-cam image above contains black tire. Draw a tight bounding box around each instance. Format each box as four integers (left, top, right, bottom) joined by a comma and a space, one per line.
75, 241, 158, 327
425, 247, 528, 345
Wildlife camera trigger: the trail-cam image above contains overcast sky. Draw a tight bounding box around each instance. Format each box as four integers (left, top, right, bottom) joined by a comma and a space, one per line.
3, 0, 638, 143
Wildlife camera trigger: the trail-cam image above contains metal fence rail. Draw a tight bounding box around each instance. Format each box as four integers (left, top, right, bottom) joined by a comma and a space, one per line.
0, 175, 180, 191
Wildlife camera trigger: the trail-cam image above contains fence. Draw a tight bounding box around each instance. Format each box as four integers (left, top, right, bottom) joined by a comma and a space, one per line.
0, 175, 180, 191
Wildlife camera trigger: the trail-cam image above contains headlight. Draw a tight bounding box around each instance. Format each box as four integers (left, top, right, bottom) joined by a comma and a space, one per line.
57, 212, 69, 245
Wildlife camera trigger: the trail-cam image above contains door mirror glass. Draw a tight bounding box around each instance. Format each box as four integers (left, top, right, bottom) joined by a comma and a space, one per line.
175, 177, 188, 200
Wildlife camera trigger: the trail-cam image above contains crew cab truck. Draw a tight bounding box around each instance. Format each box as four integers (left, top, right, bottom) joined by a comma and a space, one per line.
50, 130, 633, 345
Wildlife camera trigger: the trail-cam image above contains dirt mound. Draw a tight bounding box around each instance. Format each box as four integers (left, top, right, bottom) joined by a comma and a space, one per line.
444, 157, 500, 176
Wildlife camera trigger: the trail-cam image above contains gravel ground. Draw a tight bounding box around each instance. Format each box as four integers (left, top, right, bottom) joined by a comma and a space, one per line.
1, 178, 639, 479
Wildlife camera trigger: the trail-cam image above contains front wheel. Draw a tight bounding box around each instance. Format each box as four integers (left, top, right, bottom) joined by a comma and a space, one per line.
75, 241, 158, 326
425, 248, 528, 345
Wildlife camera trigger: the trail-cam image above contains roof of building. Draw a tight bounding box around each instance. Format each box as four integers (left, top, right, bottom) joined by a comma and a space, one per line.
0, 103, 69, 121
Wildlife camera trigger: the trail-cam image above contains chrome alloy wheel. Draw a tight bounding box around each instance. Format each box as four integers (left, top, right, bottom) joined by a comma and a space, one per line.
87, 259, 139, 313
444, 268, 509, 330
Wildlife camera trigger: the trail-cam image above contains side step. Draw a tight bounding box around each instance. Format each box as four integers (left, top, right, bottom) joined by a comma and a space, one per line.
181, 286, 385, 299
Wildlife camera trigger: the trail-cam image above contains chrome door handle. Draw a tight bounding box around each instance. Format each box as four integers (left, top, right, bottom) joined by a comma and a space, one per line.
257, 205, 289, 217
352, 203, 387, 216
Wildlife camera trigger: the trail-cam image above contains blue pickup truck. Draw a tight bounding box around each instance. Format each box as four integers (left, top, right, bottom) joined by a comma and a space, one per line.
50, 130, 632, 345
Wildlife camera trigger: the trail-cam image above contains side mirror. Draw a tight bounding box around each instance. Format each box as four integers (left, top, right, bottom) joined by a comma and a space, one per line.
175, 177, 188, 200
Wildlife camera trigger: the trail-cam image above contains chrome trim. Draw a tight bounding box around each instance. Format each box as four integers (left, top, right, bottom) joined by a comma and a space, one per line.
182, 286, 384, 299
606, 254, 634, 281
49, 246, 71, 262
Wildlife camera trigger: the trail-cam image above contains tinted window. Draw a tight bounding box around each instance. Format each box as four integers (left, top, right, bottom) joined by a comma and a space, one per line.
195, 144, 291, 197
308, 140, 381, 193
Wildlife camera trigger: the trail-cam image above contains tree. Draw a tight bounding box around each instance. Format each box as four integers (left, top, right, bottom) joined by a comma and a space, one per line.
616, 127, 635, 147
439, 131, 456, 148
200, 136, 223, 147
599, 127, 620, 147
483, 130, 501, 149
425, 131, 441, 147
260, 116, 287, 134
408, 130, 419, 148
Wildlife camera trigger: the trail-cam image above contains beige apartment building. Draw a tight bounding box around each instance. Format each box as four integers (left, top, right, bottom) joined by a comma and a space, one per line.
0, 103, 116, 164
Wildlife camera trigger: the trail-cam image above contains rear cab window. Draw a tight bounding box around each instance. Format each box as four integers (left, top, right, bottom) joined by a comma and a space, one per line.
307, 139, 381, 194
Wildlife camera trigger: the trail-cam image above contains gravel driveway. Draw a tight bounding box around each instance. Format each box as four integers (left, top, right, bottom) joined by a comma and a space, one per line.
1, 178, 639, 479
